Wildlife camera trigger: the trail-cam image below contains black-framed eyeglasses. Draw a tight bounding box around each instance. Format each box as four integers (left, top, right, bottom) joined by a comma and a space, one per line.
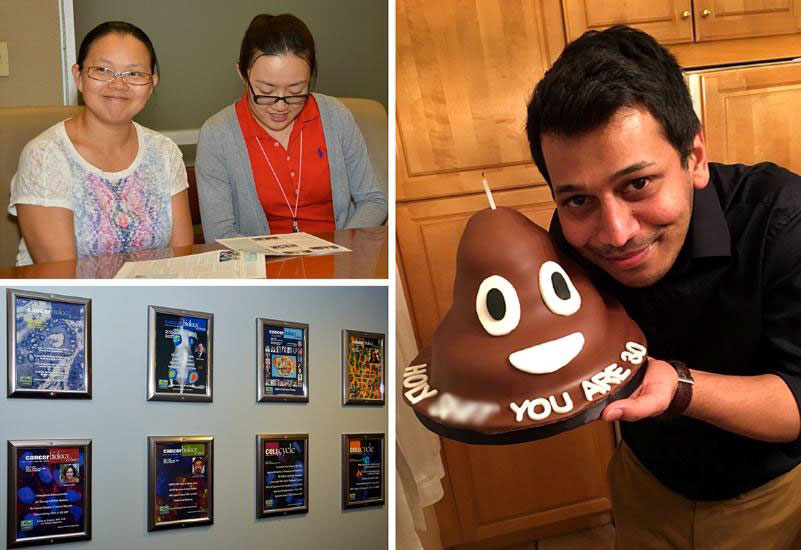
86, 66, 153, 86
248, 81, 309, 106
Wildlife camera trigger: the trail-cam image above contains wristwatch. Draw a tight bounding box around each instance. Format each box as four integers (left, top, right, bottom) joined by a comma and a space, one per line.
661, 360, 693, 421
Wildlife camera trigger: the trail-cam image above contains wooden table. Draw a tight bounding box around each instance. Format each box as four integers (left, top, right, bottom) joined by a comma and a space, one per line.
0, 227, 387, 279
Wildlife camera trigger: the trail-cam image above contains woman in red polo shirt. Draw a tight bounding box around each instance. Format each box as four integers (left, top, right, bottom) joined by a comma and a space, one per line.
195, 13, 387, 240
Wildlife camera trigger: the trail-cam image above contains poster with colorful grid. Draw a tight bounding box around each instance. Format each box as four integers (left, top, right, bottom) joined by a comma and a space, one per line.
257, 319, 309, 402
342, 330, 385, 405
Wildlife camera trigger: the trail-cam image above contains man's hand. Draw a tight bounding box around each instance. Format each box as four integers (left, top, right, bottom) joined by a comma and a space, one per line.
602, 358, 677, 422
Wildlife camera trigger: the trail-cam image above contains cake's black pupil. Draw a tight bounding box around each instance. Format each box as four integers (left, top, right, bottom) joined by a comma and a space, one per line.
551, 272, 571, 300
486, 288, 506, 320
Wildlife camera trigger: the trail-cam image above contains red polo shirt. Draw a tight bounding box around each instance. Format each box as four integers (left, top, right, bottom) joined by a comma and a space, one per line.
236, 92, 335, 234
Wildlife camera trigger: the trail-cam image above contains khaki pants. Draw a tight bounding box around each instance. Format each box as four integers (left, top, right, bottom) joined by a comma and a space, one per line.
608, 442, 801, 550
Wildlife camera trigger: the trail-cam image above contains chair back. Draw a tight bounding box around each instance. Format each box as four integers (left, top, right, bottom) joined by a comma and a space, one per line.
0, 105, 83, 267
338, 97, 388, 197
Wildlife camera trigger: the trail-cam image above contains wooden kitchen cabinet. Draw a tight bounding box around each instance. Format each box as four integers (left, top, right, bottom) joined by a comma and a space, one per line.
693, 0, 801, 41
434, 424, 615, 549
396, 0, 565, 202
562, 0, 801, 66
692, 60, 801, 173
562, 0, 695, 45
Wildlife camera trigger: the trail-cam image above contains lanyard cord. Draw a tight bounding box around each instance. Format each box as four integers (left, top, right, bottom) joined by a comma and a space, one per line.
255, 128, 303, 230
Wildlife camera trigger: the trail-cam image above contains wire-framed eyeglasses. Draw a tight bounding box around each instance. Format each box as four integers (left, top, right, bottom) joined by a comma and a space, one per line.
86, 66, 153, 86
248, 81, 309, 106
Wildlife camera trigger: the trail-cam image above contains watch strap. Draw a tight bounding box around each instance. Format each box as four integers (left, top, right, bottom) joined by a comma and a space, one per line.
661, 360, 693, 421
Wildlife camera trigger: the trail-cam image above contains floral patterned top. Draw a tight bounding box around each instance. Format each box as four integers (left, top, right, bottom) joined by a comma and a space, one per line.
9, 120, 188, 265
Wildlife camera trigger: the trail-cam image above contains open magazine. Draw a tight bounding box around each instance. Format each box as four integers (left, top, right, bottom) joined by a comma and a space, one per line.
217, 232, 351, 256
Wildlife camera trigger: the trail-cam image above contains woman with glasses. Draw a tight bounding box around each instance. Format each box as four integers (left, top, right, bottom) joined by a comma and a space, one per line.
8, 21, 193, 265
195, 13, 387, 240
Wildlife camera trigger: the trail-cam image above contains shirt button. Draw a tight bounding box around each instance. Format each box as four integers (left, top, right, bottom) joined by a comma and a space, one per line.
290, 171, 296, 177
286, 156, 291, 161
273, 142, 279, 147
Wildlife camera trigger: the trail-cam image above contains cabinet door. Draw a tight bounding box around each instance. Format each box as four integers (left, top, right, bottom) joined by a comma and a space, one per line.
397, 187, 555, 347
396, 0, 565, 202
562, 0, 694, 44
697, 61, 801, 174
694, 0, 801, 41
435, 423, 615, 548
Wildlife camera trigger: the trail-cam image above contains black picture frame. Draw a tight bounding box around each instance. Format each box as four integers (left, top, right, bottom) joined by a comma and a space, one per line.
256, 433, 309, 518
7, 289, 92, 399
147, 435, 214, 531
7, 439, 92, 548
341, 433, 385, 509
147, 306, 213, 402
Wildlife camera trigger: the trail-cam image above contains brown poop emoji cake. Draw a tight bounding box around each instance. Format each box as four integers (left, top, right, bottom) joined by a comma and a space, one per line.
403, 206, 648, 444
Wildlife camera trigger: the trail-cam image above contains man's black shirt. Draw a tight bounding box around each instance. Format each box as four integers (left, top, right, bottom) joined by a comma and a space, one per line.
550, 162, 801, 500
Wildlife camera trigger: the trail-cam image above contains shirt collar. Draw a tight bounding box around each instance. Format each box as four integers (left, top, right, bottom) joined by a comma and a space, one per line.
235, 90, 320, 141
687, 177, 731, 259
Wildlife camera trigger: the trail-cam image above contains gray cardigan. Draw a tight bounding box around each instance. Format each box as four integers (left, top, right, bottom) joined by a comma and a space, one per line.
195, 93, 387, 241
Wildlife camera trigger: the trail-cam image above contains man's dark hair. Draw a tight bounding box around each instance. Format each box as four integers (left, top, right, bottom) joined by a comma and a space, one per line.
526, 25, 700, 185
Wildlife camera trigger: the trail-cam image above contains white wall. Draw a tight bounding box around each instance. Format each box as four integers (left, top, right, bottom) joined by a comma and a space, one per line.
0, 285, 388, 550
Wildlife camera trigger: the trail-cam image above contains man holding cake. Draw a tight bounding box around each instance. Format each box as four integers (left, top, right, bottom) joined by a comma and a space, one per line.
526, 26, 801, 549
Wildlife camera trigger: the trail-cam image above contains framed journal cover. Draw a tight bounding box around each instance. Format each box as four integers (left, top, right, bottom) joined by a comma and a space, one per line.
341, 433, 384, 509
7, 289, 91, 399
257, 318, 308, 402
342, 330, 385, 405
147, 306, 213, 402
7, 439, 92, 548
256, 433, 308, 517
147, 435, 213, 531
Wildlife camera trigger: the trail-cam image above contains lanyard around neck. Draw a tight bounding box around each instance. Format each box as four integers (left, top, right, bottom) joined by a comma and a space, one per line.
255, 128, 303, 232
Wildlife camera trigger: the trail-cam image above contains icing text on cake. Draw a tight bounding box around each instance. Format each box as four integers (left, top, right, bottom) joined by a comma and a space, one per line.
510, 392, 574, 422
403, 364, 439, 404
620, 341, 647, 364
581, 363, 632, 401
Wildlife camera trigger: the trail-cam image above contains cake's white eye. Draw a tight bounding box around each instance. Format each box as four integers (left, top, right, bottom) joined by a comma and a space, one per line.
539, 261, 581, 316
476, 275, 521, 336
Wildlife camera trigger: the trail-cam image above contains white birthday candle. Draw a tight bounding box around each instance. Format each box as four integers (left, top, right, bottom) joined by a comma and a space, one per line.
482, 172, 497, 210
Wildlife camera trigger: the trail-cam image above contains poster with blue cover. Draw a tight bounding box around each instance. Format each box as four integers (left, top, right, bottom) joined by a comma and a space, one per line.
258, 319, 308, 402
148, 436, 213, 531
148, 306, 213, 402
258, 434, 308, 517
9, 290, 91, 398
342, 433, 384, 509
8, 439, 91, 548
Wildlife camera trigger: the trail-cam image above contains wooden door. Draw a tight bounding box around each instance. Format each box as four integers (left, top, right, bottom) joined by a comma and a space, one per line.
697, 60, 801, 174
693, 0, 801, 41
561, 0, 694, 44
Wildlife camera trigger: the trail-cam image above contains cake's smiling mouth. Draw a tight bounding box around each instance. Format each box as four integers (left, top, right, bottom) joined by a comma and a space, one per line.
508, 332, 585, 374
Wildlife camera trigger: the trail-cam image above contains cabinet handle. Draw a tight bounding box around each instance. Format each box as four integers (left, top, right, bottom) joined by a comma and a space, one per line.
681, 10, 690, 19
701, 9, 711, 17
